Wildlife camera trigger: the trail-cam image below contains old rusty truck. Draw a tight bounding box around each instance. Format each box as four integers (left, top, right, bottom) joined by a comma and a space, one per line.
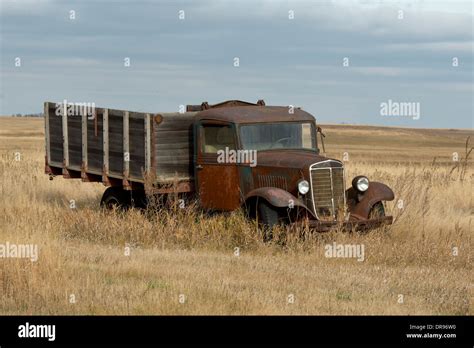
44, 99, 394, 234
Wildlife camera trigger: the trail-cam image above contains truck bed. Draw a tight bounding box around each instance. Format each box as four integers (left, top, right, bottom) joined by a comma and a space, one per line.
44, 102, 197, 191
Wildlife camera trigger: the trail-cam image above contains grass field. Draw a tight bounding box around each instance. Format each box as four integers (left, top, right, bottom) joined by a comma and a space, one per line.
0, 117, 472, 315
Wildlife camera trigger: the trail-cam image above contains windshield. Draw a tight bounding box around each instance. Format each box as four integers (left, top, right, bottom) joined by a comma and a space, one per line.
240, 122, 317, 151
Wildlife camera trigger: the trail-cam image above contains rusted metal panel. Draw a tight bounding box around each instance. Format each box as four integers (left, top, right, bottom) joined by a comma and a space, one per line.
245, 187, 308, 210
249, 161, 302, 195
186, 99, 265, 111
196, 106, 314, 124
197, 162, 241, 210
194, 119, 241, 210
347, 182, 395, 219
256, 174, 288, 190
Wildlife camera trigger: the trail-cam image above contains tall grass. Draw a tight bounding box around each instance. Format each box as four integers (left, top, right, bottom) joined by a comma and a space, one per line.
0, 118, 471, 314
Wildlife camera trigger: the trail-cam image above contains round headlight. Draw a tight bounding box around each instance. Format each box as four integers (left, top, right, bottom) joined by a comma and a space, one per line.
353, 176, 369, 192
298, 180, 310, 195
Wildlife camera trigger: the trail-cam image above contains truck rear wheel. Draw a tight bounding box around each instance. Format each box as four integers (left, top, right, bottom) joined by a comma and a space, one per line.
257, 200, 280, 241
100, 187, 131, 210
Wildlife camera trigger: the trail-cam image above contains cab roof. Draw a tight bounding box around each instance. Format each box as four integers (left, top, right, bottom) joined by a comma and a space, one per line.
195, 106, 316, 124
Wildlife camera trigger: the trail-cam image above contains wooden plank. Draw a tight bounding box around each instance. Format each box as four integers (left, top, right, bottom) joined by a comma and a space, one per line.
44, 102, 51, 164
144, 113, 151, 174
67, 116, 82, 167
62, 103, 69, 176
151, 114, 156, 173
81, 107, 88, 179
129, 115, 146, 167
155, 176, 193, 184
123, 111, 130, 188
108, 113, 124, 176
155, 155, 194, 162
58, 164, 138, 182
102, 108, 109, 184
87, 112, 103, 172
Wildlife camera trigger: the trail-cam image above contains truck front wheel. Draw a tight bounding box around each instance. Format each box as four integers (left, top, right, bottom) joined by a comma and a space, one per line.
100, 187, 130, 210
257, 200, 281, 241
369, 202, 385, 218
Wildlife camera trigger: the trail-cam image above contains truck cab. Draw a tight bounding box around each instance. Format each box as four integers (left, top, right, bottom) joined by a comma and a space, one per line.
192, 101, 394, 232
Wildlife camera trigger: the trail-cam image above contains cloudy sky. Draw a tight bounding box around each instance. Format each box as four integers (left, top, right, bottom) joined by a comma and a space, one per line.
0, 0, 472, 128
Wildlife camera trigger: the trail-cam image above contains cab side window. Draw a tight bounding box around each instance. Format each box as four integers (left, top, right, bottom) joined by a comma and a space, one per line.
201, 124, 235, 153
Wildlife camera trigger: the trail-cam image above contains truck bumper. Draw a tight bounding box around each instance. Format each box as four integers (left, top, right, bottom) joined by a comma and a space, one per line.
304, 216, 393, 232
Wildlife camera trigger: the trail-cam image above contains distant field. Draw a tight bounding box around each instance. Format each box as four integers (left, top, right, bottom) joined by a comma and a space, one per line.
323, 124, 473, 164
0, 117, 472, 315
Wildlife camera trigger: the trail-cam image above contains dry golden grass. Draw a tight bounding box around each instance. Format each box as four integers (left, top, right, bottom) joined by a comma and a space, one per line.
0, 117, 472, 314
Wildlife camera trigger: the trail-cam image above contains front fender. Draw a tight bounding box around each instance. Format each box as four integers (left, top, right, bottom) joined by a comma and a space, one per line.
347, 182, 394, 220
244, 187, 315, 216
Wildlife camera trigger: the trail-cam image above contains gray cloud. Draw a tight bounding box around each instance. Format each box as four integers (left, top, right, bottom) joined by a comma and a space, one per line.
0, 0, 472, 128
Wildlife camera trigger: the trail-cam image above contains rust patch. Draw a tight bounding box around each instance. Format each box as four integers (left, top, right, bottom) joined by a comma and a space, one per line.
102, 165, 110, 186
347, 182, 395, 219
197, 163, 240, 211
154, 114, 163, 125
187, 99, 265, 112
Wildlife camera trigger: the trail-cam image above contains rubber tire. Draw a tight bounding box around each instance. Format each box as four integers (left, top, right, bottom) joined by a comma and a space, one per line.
100, 187, 131, 210
130, 190, 147, 209
369, 202, 385, 219
257, 200, 280, 242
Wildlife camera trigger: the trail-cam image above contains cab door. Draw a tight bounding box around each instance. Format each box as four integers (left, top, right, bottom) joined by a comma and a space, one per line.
195, 120, 241, 211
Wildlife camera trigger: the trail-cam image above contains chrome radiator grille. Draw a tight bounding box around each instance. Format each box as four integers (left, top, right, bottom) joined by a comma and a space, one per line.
310, 161, 346, 220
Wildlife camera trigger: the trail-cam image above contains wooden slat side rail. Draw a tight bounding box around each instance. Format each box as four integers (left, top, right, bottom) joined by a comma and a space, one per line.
102, 108, 109, 185
62, 103, 69, 177
123, 111, 130, 189
81, 107, 88, 181
45, 101, 197, 187
145, 113, 151, 174
44, 102, 51, 165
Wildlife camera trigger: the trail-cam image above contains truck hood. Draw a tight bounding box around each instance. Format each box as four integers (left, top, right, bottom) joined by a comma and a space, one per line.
255, 150, 339, 170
